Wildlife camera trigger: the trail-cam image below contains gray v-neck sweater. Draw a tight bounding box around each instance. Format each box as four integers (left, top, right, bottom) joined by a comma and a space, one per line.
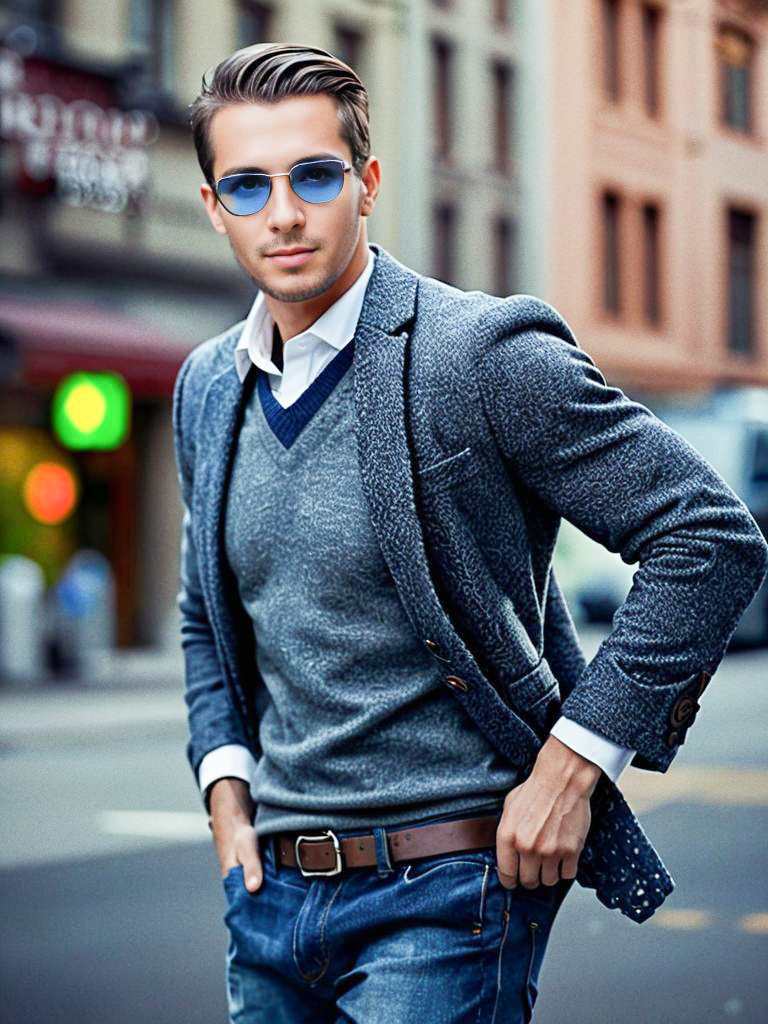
225, 363, 519, 836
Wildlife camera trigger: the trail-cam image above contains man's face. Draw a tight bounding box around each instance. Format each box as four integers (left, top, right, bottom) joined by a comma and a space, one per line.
201, 94, 378, 303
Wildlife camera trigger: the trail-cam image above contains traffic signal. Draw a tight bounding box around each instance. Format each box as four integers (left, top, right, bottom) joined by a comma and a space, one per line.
22, 461, 79, 525
52, 372, 130, 451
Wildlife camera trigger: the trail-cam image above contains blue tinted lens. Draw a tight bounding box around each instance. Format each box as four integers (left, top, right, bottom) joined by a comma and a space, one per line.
290, 160, 345, 203
217, 173, 270, 215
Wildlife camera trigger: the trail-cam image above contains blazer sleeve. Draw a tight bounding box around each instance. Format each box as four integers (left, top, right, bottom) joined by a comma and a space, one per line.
477, 312, 768, 772
172, 354, 252, 789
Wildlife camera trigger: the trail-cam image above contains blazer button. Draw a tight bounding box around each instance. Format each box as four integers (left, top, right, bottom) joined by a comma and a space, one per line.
425, 638, 450, 662
666, 730, 680, 748
445, 675, 469, 693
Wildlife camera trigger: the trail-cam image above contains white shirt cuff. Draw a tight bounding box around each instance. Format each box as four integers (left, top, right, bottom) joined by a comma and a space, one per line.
198, 744, 258, 805
549, 716, 636, 784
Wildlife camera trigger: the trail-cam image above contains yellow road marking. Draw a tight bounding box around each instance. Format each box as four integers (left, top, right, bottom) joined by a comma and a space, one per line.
739, 913, 768, 934
618, 765, 768, 814
651, 908, 714, 930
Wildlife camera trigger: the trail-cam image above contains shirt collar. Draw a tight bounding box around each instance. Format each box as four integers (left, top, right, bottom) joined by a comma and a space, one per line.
234, 246, 375, 384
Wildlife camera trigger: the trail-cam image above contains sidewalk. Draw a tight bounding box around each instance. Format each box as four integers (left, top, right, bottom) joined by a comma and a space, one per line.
0, 647, 186, 748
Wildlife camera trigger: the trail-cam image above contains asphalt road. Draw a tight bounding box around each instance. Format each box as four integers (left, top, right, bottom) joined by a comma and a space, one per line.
1, 635, 766, 1023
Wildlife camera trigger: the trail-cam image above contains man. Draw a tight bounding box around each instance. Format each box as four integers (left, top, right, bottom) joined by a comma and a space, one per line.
174, 42, 768, 1023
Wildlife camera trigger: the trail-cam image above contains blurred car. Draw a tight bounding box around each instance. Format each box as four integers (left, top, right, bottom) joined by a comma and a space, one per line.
554, 388, 768, 647
653, 388, 768, 647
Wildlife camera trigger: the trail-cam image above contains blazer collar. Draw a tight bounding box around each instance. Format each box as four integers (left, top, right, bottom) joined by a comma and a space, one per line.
357, 243, 418, 336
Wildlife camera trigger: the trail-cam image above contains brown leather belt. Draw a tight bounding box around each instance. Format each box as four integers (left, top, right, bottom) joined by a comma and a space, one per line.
273, 814, 499, 878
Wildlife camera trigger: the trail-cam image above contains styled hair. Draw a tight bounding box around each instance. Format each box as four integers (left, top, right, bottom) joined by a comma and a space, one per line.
189, 42, 371, 187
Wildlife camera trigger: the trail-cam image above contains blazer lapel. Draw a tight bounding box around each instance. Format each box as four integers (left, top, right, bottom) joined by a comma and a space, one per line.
193, 357, 256, 696
354, 248, 541, 762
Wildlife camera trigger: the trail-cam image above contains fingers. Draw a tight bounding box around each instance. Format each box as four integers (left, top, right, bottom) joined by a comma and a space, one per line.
239, 834, 263, 893
539, 857, 561, 887
215, 822, 263, 891
559, 852, 580, 881
496, 841, 519, 888
517, 853, 543, 889
498, 854, 566, 890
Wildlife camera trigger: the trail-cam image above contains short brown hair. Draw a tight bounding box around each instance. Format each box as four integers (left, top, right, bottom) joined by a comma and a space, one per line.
189, 43, 371, 187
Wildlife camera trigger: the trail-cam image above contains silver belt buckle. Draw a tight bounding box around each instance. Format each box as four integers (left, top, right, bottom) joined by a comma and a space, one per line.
294, 829, 343, 877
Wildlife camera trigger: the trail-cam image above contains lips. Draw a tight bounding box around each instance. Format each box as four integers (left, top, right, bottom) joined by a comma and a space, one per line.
266, 248, 316, 269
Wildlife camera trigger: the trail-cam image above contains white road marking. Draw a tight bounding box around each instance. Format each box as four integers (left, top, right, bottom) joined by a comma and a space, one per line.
99, 811, 208, 841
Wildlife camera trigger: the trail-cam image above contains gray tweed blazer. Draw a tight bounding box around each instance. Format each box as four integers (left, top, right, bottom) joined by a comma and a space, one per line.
173, 243, 768, 922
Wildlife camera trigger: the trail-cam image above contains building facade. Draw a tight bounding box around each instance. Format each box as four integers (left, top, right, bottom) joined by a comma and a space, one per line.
524, 0, 768, 395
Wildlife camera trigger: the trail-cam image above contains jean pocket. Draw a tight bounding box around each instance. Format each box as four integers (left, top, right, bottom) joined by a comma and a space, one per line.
402, 848, 493, 884
222, 864, 244, 899
400, 850, 496, 935
522, 918, 539, 1024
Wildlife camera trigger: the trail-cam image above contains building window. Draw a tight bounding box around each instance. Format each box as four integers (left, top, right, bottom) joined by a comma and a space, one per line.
491, 61, 512, 173
433, 202, 456, 284
238, 2, 272, 45
602, 191, 621, 315
717, 26, 754, 133
492, 215, 516, 296
492, 0, 510, 26
642, 203, 661, 326
727, 209, 756, 355
602, 0, 621, 101
642, 4, 661, 117
432, 37, 455, 161
130, 0, 175, 93
334, 24, 365, 73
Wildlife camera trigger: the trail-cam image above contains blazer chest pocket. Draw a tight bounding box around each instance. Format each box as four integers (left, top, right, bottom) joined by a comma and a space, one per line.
416, 446, 482, 493
504, 657, 561, 735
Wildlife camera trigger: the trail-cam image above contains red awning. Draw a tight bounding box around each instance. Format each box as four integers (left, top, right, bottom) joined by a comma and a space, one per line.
0, 295, 195, 397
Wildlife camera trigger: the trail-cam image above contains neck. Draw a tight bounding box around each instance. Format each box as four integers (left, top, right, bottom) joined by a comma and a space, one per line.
265, 232, 370, 344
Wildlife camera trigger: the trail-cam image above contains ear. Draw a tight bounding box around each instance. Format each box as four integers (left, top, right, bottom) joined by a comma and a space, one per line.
358, 156, 381, 218
200, 182, 228, 235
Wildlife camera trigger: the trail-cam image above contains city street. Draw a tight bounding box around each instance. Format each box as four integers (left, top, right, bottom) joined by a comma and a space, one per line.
1, 633, 766, 1023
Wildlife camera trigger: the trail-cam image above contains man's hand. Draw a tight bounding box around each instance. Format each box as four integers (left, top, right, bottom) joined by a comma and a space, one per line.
496, 734, 602, 889
209, 777, 263, 892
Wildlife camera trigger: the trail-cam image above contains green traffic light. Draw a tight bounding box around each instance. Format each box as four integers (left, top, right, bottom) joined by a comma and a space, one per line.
52, 372, 130, 450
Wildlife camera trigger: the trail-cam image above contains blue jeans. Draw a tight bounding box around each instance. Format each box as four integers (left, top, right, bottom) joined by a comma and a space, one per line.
222, 810, 573, 1023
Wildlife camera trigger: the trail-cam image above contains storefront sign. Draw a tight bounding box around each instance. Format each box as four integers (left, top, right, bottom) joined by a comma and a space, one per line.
0, 47, 158, 213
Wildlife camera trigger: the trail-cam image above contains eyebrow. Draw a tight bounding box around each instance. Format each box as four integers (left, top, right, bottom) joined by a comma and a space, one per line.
218, 152, 344, 179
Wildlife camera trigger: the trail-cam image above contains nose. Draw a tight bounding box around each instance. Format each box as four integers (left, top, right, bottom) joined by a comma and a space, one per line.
265, 173, 306, 234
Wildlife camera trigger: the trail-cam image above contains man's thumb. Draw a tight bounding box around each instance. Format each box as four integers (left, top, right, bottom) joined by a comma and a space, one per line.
241, 843, 263, 892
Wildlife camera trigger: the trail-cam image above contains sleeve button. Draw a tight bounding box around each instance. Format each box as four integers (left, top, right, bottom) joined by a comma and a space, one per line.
670, 696, 699, 728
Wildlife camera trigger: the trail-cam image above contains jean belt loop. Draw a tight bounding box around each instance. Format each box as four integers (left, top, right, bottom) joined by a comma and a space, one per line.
373, 826, 394, 878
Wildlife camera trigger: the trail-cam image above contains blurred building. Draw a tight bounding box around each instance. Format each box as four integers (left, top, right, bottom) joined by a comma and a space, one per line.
0, 0, 766, 652
515, 0, 768, 394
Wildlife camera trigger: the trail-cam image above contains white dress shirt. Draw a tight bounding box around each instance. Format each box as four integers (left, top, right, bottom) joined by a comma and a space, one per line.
199, 248, 635, 801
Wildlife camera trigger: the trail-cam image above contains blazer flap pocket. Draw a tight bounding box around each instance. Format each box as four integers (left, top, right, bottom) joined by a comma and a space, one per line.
416, 446, 481, 491
505, 657, 561, 717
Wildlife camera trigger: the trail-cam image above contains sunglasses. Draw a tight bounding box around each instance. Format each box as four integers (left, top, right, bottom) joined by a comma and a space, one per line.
214, 158, 353, 216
